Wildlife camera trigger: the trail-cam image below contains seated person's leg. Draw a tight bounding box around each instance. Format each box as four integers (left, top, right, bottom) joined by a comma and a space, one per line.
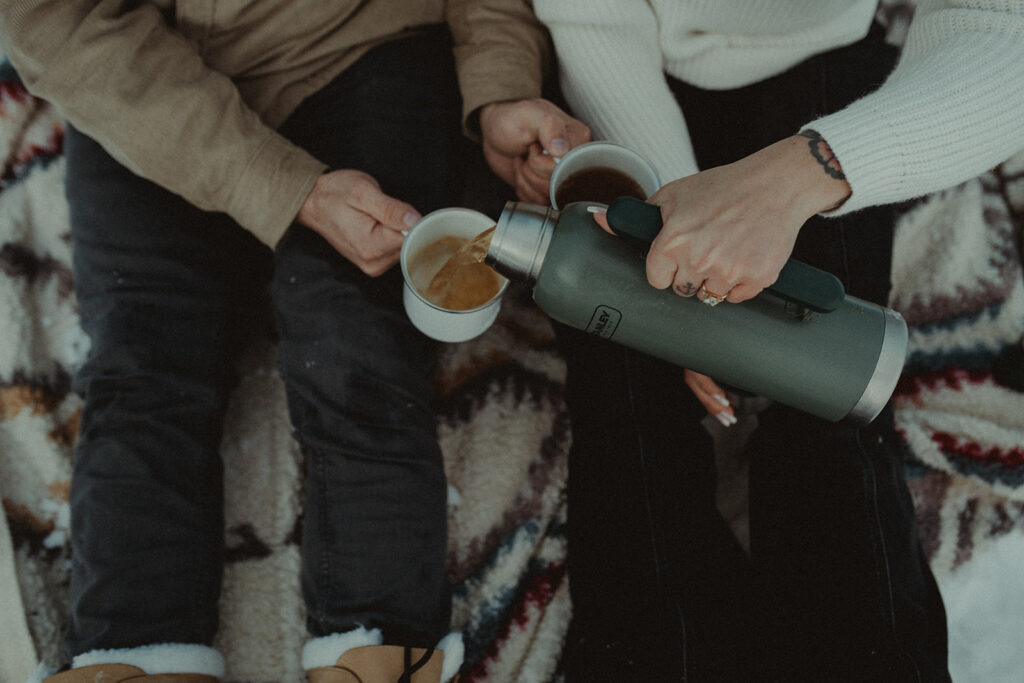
677, 25, 947, 681
271, 26, 464, 674
748, 405, 948, 681
62, 125, 269, 671
557, 323, 756, 681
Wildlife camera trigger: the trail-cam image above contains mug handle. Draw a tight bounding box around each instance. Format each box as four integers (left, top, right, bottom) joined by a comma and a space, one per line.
605, 197, 845, 314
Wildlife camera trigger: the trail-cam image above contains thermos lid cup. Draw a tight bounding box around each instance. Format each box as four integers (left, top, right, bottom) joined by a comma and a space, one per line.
549, 141, 662, 210
487, 202, 557, 286
400, 207, 508, 343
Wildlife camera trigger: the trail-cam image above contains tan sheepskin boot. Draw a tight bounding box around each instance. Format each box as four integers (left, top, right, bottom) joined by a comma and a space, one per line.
43, 664, 219, 682
306, 645, 456, 683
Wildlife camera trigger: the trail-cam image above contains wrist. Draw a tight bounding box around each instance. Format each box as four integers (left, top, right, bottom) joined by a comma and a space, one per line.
297, 173, 328, 230
793, 130, 851, 213
477, 101, 508, 138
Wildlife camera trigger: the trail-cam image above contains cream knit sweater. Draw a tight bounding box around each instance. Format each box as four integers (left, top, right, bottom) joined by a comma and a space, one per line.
534, 0, 1024, 215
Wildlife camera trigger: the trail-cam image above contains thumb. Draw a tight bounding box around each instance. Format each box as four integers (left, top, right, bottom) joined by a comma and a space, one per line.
536, 115, 571, 158
357, 182, 421, 233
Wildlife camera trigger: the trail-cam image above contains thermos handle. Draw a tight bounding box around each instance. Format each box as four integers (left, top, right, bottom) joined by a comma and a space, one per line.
605, 197, 846, 313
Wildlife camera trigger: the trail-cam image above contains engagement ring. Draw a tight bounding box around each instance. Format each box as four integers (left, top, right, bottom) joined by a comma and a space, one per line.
700, 283, 728, 307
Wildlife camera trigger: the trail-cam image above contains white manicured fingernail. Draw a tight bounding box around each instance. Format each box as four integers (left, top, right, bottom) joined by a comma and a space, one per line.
403, 212, 419, 228
587, 205, 607, 214
549, 138, 569, 156
716, 411, 737, 426
712, 394, 730, 407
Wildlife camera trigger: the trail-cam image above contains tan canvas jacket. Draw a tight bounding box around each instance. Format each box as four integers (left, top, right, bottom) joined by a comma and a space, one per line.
0, 0, 548, 247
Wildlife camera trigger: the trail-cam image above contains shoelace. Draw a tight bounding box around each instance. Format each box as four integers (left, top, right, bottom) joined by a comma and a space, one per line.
397, 647, 434, 683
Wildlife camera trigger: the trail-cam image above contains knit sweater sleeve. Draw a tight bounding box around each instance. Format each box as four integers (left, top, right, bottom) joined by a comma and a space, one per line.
533, 0, 700, 182
807, 0, 1024, 215
0, 0, 326, 248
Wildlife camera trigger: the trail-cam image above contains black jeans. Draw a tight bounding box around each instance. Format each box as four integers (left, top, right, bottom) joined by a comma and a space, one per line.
62, 26, 463, 658
560, 24, 950, 682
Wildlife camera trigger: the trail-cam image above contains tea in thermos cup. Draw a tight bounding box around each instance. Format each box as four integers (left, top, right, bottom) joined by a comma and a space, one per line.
484, 198, 908, 424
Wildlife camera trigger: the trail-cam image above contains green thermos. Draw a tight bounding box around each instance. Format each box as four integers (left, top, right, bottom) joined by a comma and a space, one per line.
484, 199, 908, 424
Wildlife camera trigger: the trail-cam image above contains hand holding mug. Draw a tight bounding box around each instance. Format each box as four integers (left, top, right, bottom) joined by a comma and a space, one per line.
297, 169, 419, 276
478, 98, 590, 204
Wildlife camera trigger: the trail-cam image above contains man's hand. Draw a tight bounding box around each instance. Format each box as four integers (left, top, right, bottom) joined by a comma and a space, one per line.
645, 132, 852, 304
296, 169, 420, 276
479, 98, 590, 204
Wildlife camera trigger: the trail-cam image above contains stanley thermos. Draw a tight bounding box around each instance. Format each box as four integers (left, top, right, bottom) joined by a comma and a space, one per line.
485, 198, 908, 424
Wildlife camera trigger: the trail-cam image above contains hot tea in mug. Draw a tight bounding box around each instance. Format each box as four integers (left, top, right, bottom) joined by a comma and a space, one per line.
407, 228, 499, 311
399, 207, 508, 343
548, 141, 661, 210
553, 166, 647, 207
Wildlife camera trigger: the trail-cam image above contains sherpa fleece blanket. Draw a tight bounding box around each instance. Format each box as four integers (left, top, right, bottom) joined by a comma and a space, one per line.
2, 7, 1024, 682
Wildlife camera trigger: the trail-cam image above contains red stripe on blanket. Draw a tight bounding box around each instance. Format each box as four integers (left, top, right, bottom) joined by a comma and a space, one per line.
1, 80, 64, 183
932, 430, 1024, 469
894, 367, 992, 398
0, 80, 30, 106
463, 561, 567, 682
1, 124, 64, 187
16, 126, 64, 164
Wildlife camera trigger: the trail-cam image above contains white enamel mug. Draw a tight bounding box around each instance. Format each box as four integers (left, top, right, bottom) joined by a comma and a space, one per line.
549, 141, 662, 210
400, 207, 507, 343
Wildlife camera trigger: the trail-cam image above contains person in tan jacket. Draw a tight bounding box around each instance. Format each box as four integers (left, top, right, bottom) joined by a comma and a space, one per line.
0, 1, 588, 681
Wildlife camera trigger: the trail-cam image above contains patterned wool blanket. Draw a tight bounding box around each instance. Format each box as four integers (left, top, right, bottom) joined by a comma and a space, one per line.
2, 13, 1024, 682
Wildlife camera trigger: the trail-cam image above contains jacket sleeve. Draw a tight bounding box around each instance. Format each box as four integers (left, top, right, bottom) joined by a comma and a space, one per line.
808, 0, 1024, 215
447, 0, 552, 139
0, 0, 326, 248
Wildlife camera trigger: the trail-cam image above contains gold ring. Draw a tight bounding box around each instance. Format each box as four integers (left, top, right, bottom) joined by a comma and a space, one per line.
700, 283, 728, 307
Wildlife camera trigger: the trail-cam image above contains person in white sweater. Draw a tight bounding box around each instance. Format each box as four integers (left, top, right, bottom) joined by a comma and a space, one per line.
524, 1, 1024, 681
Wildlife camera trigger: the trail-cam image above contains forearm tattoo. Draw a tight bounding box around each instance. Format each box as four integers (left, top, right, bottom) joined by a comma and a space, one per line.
798, 129, 846, 181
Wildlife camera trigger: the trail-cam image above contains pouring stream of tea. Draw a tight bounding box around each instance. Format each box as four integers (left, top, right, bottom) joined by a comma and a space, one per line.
424, 226, 497, 309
